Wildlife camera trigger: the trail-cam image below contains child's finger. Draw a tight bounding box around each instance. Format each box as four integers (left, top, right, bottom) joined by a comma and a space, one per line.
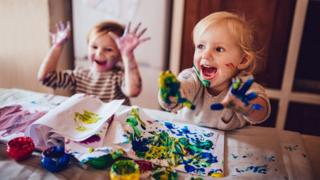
66, 21, 71, 31
246, 92, 257, 101
58, 21, 64, 31
132, 22, 141, 34
55, 23, 60, 31
108, 32, 119, 42
231, 78, 241, 94
125, 22, 132, 35
137, 27, 147, 38
239, 78, 254, 95
138, 37, 151, 44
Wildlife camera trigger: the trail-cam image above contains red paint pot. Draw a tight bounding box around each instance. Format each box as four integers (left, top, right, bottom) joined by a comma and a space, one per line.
7, 136, 35, 161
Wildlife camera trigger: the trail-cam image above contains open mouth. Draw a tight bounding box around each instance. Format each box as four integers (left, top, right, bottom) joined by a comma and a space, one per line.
94, 60, 107, 66
200, 65, 217, 80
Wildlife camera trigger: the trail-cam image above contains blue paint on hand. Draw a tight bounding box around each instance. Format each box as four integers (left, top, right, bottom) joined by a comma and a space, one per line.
210, 103, 224, 110
211, 77, 262, 112
251, 104, 263, 110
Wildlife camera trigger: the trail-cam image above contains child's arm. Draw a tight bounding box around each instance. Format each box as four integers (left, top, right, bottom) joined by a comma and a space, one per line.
211, 77, 270, 124
109, 22, 150, 97
37, 22, 71, 81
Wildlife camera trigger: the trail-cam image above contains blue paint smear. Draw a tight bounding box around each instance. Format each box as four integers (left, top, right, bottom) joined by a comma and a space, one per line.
132, 137, 150, 152
235, 165, 268, 174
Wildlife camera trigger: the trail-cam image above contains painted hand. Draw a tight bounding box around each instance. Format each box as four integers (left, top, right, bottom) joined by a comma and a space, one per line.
210, 77, 263, 115
109, 22, 150, 57
159, 70, 195, 110
51, 21, 71, 46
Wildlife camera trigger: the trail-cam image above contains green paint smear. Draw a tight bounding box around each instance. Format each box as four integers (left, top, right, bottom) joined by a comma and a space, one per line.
111, 160, 138, 175
88, 150, 124, 169
152, 167, 178, 180
193, 66, 210, 87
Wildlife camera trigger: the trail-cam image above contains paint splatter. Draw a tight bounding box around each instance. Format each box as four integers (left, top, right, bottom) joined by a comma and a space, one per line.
235, 164, 268, 174
284, 144, 299, 151
74, 110, 101, 131
124, 108, 223, 176
79, 134, 101, 144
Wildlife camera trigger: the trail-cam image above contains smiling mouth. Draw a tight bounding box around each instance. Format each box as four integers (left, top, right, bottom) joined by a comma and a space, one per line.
94, 60, 107, 65
200, 65, 217, 79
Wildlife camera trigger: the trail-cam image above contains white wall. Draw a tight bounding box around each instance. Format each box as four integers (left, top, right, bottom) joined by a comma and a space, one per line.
0, 0, 50, 92
72, 0, 171, 109
0, 0, 73, 96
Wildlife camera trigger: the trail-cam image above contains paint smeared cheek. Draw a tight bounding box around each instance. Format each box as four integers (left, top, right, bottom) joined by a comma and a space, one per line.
225, 63, 235, 69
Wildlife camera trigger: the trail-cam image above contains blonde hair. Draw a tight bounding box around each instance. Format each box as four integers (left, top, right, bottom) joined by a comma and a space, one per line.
193, 11, 256, 73
87, 21, 124, 43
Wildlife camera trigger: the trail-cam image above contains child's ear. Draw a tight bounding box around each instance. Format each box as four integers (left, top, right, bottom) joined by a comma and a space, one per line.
237, 54, 252, 70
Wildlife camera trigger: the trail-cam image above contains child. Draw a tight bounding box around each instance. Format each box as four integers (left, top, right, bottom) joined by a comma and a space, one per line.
37, 21, 150, 105
159, 11, 270, 130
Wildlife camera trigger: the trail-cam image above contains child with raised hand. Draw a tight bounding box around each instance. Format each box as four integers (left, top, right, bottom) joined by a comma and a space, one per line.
159, 11, 270, 130
37, 21, 150, 105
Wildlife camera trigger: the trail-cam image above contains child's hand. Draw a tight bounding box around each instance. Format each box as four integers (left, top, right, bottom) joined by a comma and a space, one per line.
210, 77, 263, 115
109, 22, 150, 57
51, 21, 71, 46
159, 71, 195, 110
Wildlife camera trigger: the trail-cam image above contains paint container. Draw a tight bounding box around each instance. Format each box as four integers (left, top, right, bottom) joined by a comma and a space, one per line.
7, 136, 35, 161
110, 160, 140, 180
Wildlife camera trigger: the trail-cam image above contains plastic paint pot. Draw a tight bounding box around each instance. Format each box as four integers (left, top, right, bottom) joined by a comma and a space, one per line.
7, 136, 35, 161
41, 146, 70, 172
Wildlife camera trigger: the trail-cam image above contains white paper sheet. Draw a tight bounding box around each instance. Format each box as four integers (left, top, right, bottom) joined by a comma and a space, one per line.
28, 94, 124, 141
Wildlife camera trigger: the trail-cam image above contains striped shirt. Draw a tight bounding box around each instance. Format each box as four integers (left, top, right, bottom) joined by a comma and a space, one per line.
42, 67, 130, 105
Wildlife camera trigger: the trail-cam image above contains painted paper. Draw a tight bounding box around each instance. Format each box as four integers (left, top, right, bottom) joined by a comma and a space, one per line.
28, 94, 124, 141
109, 107, 225, 177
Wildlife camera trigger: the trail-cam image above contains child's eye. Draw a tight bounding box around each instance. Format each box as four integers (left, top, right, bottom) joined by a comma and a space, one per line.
91, 45, 98, 49
216, 47, 225, 52
196, 44, 205, 50
104, 48, 113, 52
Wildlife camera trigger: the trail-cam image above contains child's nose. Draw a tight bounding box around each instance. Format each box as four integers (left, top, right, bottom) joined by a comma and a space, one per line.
95, 49, 103, 57
202, 49, 213, 61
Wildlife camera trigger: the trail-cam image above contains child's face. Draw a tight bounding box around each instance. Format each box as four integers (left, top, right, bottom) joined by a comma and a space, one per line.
193, 23, 245, 93
88, 33, 120, 72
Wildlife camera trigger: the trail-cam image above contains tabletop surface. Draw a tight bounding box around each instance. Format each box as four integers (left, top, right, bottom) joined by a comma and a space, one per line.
0, 88, 318, 179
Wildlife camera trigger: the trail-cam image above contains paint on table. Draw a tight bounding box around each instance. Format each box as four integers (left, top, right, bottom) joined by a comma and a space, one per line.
116, 107, 225, 177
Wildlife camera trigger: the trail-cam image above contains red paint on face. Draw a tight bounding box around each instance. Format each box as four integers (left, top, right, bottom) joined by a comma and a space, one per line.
225, 63, 235, 69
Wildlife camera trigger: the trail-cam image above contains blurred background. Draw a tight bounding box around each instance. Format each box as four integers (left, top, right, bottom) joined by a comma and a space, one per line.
0, 0, 319, 136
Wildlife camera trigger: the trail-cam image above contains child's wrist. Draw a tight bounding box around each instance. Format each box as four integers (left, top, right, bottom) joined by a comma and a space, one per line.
52, 43, 65, 49
124, 61, 138, 69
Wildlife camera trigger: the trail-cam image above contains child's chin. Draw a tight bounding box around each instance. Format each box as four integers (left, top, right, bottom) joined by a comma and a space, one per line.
95, 65, 113, 72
